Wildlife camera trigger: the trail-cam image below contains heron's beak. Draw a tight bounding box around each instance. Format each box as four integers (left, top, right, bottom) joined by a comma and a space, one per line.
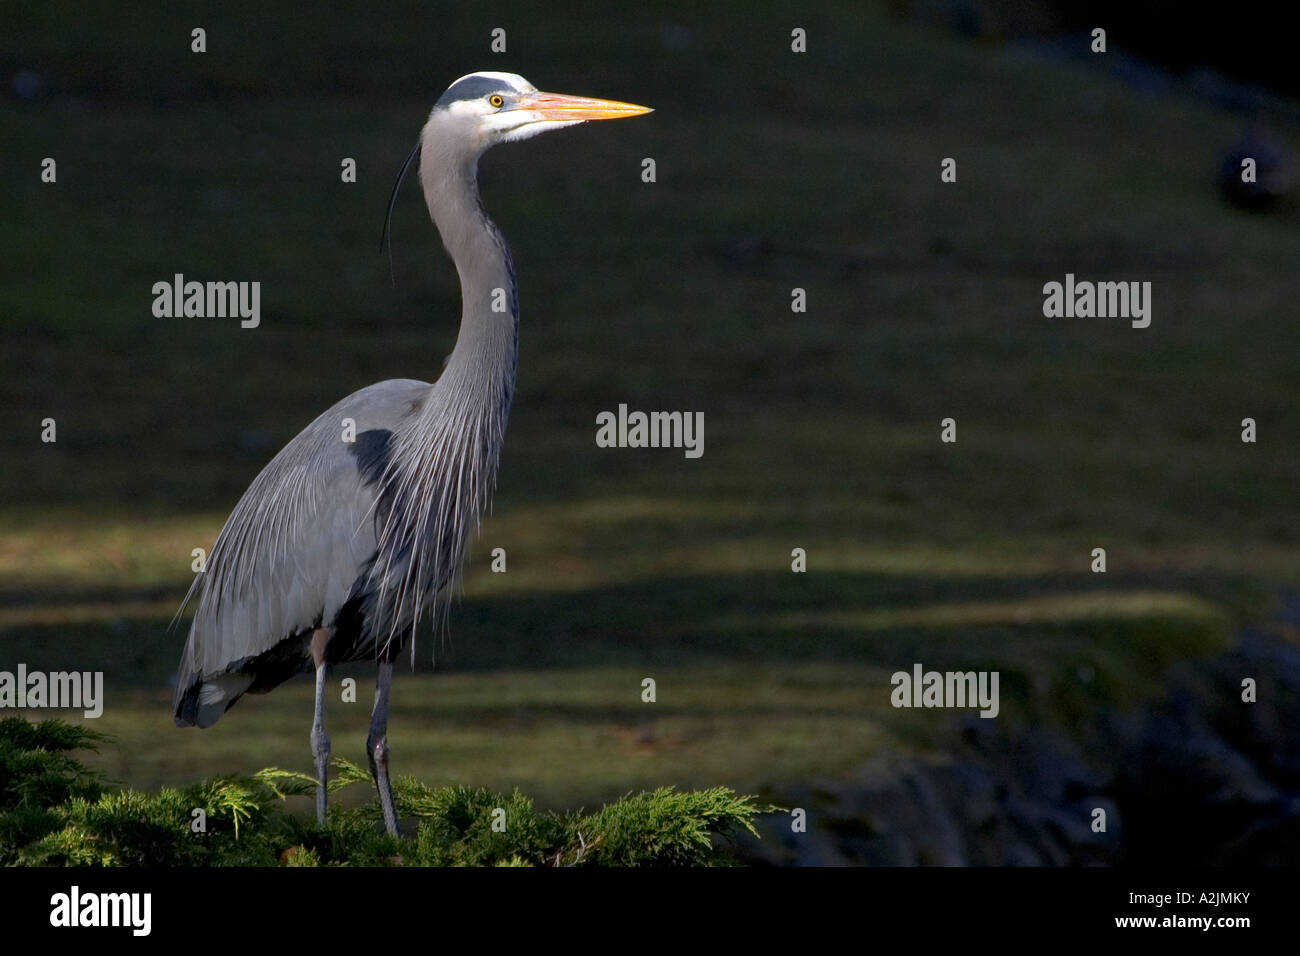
519, 91, 653, 122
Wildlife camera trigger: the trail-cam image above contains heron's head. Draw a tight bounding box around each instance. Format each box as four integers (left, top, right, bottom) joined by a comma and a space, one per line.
429, 71, 652, 152
381, 73, 650, 270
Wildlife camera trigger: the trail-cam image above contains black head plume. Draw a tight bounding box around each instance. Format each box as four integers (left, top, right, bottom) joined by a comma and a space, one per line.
381, 138, 422, 285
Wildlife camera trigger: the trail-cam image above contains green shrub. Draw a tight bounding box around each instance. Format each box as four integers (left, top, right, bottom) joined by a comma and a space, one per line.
0, 718, 769, 866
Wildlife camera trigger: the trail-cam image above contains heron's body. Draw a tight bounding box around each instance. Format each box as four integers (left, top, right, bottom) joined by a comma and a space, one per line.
173, 377, 436, 726
172, 71, 650, 834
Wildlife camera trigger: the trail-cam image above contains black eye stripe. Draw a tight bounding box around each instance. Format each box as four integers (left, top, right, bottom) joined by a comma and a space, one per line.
436, 76, 511, 108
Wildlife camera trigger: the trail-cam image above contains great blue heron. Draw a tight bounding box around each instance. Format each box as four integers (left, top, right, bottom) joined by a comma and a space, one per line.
172, 71, 651, 835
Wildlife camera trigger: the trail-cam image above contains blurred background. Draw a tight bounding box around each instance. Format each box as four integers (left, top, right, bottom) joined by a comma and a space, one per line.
2, 0, 1298, 864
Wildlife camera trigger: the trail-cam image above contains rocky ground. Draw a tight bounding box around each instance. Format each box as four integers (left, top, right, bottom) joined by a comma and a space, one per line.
740, 596, 1300, 866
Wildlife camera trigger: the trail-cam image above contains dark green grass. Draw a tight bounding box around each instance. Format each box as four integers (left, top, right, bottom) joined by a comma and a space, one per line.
3, 572, 1233, 807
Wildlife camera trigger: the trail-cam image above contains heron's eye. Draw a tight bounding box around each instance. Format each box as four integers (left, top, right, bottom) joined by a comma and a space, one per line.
488, 94, 504, 108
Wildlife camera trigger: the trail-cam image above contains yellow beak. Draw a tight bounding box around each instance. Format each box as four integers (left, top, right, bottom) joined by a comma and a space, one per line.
520, 91, 653, 122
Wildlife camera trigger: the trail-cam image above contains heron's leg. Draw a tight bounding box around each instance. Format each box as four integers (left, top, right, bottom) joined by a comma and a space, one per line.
309, 628, 332, 826
367, 660, 399, 837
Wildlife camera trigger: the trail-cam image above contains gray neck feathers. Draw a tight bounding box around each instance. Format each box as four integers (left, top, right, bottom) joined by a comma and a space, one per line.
367, 118, 519, 651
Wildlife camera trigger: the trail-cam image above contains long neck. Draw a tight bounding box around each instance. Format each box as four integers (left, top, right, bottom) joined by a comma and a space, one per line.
419, 134, 519, 407
364, 125, 521, 651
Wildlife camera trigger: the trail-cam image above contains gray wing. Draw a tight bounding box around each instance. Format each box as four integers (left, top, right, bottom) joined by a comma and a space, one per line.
173, 378, 427, 726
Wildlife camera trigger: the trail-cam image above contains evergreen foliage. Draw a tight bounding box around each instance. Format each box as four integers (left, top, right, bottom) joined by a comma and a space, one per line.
0, 719, 768, 866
